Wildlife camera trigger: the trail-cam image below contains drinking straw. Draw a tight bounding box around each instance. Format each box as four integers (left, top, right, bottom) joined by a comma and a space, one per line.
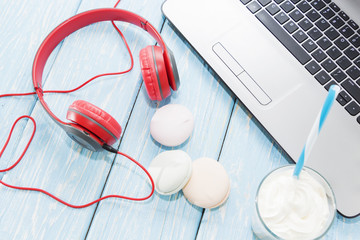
293, 85, 340, 177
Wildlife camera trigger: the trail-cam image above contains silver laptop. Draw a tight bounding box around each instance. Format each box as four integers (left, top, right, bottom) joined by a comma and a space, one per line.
162, 0, 360, 217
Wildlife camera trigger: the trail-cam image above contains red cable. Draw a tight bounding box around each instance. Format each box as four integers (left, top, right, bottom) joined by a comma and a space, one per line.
0, 0, 155, 208
0, 0, 132, 98
0, 116, 36, 172
0, 116, 155, 208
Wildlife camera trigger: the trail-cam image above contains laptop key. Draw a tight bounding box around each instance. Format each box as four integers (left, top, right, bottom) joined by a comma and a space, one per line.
337, 91, 351, 106
293, 30, 308, 42
266, 3, 281, 15
312, 48, 327, 62
305, 60, 321, 74
275, 12, 290, 24
342, 79, 360, 104
247, 1, 262, 13
340, 90, 352, 103
330, 16, 345, 29
315, 70, 331, 84
334, 37, 350, 50
302, 39, 317, 52
289, 9, 304, 22
344, 47, 359, 60
325, 80, 338, 91
321, 58, 336, 72
324, 27, 340, 40
326, 46, 341, 60
284, 21, 299, 33
331, 68, 347, 82
258, 0, 272, 6
240, 0, 252, 4
349, 35, 360, 48
306, 9, 321, 22
274, 0, 285, 3
315, 18, 330, 31
256, 10, 311, 64
355, 57, 360, 68
337, 95, 347, 106
297, 1, 311, 13
299, 18, 313, 31
308, 27, 322, 40
290, 0, 301, 4
329, 2, 340, 12
311, 0, 325, 10
349, 20, 359, 30
320, 7, 335, 20
346, 66, 360, 80
339, 25, 355, 38
317, 36, 332, 50
345, 101, 360, 116
280, 1, 295, 13
337, 56, 352, 70
338, 11, 350, 21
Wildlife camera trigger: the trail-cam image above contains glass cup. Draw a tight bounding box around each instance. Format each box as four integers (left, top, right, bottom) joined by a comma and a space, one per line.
252, 165, 336, 240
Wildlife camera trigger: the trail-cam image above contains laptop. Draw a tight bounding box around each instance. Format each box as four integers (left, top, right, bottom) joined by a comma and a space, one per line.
162, 0, 360, 217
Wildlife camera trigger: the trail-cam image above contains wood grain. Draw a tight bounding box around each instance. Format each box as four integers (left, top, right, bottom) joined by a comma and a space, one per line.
0, 0, 359, 239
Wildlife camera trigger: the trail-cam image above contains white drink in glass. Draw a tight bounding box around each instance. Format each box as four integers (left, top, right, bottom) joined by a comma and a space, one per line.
252, 165, 336, 240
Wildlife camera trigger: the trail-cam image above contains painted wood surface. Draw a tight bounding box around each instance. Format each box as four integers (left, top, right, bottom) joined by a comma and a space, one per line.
0, 0, 359, 239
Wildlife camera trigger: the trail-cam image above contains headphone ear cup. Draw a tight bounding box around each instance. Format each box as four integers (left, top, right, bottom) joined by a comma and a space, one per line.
163, 47, 180, 91
66, 100, 121, 145
139, 46, 171, 101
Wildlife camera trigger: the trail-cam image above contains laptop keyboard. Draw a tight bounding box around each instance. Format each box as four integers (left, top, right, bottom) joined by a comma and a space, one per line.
240, 0, 360, 123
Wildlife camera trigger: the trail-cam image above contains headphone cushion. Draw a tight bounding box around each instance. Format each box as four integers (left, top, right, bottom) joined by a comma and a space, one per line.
163, 48, 180, 91
139, 46, 171, 101
66, 100, 121, 145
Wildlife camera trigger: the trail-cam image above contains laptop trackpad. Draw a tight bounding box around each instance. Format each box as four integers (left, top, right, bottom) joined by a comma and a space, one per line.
214, 26, 306, 105
213, 43, 271, 105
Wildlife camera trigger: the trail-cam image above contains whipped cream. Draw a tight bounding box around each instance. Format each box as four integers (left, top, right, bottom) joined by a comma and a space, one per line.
257, 169, 331, 239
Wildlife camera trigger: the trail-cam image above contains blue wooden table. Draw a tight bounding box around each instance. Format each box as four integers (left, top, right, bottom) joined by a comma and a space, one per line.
1, 0, 359, 239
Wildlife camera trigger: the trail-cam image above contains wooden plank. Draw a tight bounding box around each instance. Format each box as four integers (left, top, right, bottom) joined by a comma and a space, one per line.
0, 0, 169, 239
196, 100, 360, 239
84, 20, 235, 239
0, 0, 82, 172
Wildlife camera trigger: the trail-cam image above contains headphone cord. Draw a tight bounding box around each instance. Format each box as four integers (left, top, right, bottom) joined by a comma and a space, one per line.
0, 0, 155, 207
0, 116, 155, 208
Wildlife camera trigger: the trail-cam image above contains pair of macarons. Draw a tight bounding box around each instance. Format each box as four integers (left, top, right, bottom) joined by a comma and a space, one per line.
148, 150, 230, 209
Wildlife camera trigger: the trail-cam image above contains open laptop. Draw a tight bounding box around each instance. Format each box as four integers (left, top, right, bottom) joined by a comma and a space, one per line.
162, 0, 360, 217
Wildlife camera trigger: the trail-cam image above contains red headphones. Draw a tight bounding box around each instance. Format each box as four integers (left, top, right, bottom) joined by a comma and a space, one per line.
32, 8, 180, 152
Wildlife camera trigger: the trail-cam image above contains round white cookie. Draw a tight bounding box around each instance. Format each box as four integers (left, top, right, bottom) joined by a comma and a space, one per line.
183, 158, 230, 209
148, 150, 193, 195
150, 104, 194, 147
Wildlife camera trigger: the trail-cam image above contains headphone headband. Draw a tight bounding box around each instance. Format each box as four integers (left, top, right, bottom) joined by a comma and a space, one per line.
32, 8, 175, 125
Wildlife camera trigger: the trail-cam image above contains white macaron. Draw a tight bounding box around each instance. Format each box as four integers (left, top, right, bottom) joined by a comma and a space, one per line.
150, 104, 194, 147
148, 150, 193, 195
182, 158, 230, 209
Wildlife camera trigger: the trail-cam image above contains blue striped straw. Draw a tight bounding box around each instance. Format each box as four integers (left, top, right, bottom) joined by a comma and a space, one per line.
293, 85, 341, 177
